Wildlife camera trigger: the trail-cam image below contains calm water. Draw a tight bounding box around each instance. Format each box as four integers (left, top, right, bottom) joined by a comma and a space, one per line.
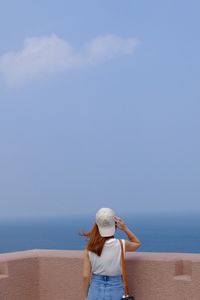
0, 212, 200, 254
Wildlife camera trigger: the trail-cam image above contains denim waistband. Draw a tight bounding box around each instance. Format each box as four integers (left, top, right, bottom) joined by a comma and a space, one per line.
92, 273, 122, 282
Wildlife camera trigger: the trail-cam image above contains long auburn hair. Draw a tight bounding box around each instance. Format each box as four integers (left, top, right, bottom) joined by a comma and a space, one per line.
81, 223, 114, 256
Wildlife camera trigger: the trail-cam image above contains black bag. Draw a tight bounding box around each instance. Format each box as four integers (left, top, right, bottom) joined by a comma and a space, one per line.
119, 240, 136, 300
121, 296, 135, 300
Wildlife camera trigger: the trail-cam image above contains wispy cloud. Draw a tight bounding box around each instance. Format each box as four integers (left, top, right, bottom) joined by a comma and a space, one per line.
0, 34, 140, 87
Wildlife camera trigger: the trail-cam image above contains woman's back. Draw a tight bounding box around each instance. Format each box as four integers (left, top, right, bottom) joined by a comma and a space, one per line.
88, 238, 125, 276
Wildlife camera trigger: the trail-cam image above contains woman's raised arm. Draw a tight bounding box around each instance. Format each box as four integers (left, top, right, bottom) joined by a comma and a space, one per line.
114, 216, 142, 252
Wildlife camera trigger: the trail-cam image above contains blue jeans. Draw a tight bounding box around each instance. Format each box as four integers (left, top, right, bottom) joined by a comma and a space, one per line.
87, 274, 124, 300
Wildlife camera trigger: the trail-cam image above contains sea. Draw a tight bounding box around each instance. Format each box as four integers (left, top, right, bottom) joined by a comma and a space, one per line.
0, 212, 200, 254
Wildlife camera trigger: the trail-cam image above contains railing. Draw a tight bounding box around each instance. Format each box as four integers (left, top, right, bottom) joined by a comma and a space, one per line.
0, 250, 200, 300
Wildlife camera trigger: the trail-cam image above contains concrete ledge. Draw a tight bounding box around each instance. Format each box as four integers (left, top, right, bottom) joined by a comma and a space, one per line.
0, 250, 200, 300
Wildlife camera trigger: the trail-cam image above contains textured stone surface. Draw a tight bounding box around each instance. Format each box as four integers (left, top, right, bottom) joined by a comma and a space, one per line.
0, 251, 39, 300
0, 250, 200, 300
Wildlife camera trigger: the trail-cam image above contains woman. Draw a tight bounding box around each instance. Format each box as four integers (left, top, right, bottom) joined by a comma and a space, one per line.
82, 207, 141, 300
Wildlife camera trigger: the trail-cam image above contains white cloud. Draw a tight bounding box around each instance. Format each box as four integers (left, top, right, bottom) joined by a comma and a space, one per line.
85, 35, 140, 64
0, 34, 140, 87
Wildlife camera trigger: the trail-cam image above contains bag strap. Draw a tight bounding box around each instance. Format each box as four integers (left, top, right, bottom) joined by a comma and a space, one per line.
119, 239, 129, 296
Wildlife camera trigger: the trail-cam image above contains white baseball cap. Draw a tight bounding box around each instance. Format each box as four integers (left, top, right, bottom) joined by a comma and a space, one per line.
96, 207, 116, 237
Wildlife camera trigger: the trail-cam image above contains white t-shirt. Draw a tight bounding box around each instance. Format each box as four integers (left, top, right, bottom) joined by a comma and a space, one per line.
88, 238, 125, 276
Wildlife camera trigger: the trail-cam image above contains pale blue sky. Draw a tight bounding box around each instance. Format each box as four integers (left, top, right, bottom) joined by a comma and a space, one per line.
0, 0, 200, 219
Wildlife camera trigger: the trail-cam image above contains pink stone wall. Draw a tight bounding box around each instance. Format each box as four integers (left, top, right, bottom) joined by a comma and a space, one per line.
0, 250, 39, 300
125, 252, 200, 300
38, 250, 82, 300
0, 250, 200, 300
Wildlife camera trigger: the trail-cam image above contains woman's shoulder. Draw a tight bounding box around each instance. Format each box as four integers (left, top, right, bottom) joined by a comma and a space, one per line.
105, 237, 116, 244
105, 238, 125, 246
115, 238, 126, 251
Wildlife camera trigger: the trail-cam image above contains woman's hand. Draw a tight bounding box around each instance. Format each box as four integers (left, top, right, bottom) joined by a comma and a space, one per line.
114, 216, 127, 231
